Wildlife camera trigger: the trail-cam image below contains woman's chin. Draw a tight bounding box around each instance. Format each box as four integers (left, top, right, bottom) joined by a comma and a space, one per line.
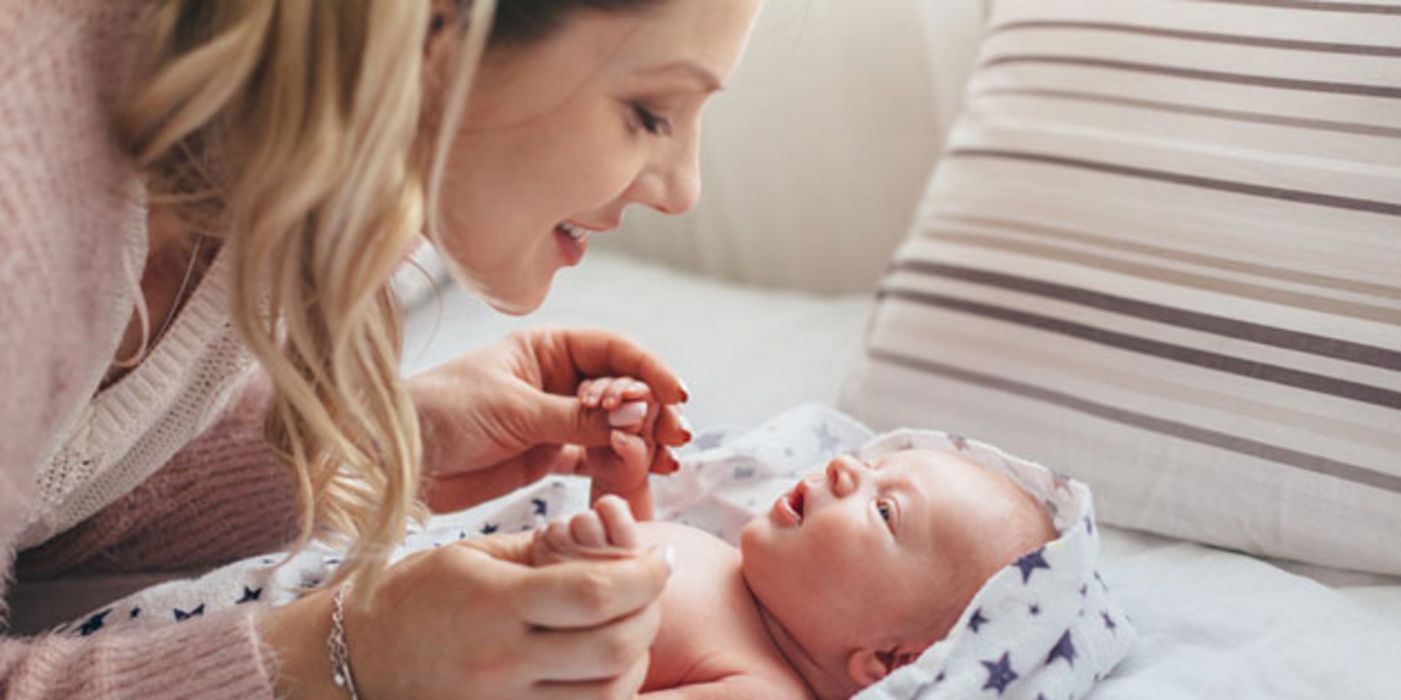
482, 280, 552, 317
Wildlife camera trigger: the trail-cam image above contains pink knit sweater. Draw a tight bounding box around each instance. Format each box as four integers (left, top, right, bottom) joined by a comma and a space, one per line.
1, 1, 302, 696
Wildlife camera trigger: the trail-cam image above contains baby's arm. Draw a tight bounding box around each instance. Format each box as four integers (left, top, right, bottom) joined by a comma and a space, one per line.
577, 376, 659, 520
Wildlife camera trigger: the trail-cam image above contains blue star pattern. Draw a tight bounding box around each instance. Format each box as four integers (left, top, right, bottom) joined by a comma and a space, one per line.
532, 498, 549, 517
1014, 547, 1052, 584
980, 652, 1019, 695
969, 607, 990, 633
690, 431, 726, 451
174, 604, 205, 622
77, 609, 110, 636
237, 586, 262, 604
1046, 630, 1077, 668
480, 522, 499, 535
1102, 611, 1117, 634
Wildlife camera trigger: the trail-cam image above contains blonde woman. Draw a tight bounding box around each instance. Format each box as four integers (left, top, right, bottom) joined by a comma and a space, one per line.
0, 0, 761, 697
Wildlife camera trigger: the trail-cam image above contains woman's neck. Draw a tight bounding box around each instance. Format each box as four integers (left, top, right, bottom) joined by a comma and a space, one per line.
101, 205, 218, 390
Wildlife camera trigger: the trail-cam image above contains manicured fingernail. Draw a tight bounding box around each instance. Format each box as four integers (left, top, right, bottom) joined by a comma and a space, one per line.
609, 401, 648, 427
678, 415, 693, 443
678, 380, 691, 403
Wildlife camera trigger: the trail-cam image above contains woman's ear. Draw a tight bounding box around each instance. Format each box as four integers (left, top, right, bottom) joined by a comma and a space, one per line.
846, 646, 923, 687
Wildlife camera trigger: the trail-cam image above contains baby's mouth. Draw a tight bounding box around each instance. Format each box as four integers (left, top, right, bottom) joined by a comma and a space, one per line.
787, 484, 806, 521
772, 482, 806, 527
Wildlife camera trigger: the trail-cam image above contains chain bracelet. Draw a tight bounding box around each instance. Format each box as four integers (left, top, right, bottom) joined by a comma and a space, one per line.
327, 584, 361, 700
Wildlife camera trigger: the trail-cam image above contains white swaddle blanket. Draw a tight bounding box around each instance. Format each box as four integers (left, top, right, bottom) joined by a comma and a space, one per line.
61, 405, 1132, 698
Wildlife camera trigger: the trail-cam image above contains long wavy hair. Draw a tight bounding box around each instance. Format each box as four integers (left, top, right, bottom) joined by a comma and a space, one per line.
118, 0, 663, 595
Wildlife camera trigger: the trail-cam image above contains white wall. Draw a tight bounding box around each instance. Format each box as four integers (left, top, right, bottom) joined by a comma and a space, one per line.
596, 0, 988, 294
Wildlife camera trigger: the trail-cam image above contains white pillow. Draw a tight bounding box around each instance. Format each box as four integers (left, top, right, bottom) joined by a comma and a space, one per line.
841, 0, 1401, 576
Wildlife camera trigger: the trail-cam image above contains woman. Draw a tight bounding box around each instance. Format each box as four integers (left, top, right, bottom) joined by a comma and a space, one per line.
0, 0, 761, 697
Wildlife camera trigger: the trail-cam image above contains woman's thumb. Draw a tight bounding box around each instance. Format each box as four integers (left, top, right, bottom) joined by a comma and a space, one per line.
531, 392, 614, 447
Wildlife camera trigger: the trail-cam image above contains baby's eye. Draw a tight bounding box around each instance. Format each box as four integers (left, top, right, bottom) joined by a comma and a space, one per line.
877, 498, 894, 524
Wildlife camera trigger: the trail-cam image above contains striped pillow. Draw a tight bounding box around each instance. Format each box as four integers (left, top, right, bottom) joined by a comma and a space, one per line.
841, 0, 1401, 575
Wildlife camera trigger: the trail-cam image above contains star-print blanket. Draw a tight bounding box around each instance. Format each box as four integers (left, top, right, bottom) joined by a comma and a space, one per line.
61, 404, 1131, 699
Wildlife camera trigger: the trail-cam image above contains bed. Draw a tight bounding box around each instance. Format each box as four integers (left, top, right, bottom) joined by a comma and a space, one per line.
397, 248, 1401, 698
10, 1, 1400, 696
400, 249, 1401, 698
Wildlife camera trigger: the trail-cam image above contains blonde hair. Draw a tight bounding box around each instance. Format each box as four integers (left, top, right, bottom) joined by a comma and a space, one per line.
119, 0, 497, 594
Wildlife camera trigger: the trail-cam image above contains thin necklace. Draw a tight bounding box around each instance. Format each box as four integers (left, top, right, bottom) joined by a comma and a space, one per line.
110, 232, 205, 371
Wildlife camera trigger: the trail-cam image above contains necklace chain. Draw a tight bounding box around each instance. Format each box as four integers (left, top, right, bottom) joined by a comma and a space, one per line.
109, 232, 205, 372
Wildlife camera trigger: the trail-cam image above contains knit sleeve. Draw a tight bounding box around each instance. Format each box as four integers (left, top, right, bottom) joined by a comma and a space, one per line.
16, 374, 303, 578
0, 606, 277, 699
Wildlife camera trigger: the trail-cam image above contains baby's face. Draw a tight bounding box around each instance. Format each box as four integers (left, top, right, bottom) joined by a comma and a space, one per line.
739, 448, 1053, 691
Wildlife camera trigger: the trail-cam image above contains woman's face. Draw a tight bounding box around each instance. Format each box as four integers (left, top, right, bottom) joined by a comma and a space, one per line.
427, 0, 762, 314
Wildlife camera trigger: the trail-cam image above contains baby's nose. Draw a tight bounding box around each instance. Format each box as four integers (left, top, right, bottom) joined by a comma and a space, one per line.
825, 456, 863, 497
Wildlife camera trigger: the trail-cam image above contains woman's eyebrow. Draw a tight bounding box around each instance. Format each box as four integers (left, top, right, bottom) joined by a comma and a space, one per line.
637, 60, 723, 93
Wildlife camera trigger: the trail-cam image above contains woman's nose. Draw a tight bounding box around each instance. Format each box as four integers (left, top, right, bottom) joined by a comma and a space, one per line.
825, 456, 863, 498
630, 137, 701, 216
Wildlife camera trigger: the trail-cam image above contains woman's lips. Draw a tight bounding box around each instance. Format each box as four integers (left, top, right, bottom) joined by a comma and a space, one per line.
554, 223, 588, 266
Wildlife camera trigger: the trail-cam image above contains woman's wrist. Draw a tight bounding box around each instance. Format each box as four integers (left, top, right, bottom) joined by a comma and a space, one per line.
256, 588, 342, 700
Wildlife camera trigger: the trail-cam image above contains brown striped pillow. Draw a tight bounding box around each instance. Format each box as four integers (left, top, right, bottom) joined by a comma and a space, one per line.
841, 0, 1401, 575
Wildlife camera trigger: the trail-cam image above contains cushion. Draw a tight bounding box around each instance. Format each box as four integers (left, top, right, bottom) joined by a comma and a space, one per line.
841, 0, 1401, 576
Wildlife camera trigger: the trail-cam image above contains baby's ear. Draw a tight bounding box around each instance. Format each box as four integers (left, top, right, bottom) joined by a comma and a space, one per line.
846, 646, 922, 687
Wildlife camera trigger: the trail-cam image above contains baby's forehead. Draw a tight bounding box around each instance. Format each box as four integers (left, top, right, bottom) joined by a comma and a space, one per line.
877, 448, 1048, 524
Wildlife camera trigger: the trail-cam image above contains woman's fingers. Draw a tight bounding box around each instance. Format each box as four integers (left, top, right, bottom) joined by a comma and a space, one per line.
527, 600, 661, 681
531, 328, 687, 405
535, 651, 651, 700
654, 404, 691, 446
512, 546, 673, 628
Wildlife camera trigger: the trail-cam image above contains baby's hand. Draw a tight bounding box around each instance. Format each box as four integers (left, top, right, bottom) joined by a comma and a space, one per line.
577, 376, 660, 519
531, 494, 640, 567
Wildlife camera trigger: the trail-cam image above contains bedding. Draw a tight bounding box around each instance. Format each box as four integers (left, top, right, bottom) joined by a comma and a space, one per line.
840, 0, 1401, 577
11, 249, 1401, 699
56, 405, 1137, 700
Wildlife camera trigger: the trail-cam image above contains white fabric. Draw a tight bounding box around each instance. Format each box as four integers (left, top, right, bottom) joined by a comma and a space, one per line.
19, 246, 256, 549
841, 0, 1401, 576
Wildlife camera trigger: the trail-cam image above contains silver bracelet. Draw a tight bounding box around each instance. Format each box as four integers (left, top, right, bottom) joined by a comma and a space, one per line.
327, 584, 362, 700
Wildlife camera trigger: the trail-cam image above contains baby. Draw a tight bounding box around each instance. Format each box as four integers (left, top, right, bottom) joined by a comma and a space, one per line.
537, 377, 1059, 698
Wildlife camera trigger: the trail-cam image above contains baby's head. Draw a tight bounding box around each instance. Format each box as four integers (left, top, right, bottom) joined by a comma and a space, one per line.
739, 448, 1057, 699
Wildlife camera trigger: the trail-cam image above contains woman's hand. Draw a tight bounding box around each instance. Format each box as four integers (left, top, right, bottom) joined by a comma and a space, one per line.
409, 328, 691, 513
259, 531, 674, 700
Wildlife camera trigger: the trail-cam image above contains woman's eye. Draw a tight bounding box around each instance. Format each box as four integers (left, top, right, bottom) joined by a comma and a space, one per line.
631, 104, 671, 136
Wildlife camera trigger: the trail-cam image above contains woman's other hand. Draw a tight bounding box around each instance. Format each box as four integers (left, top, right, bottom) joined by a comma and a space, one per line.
259, 530, 673, 700
410, 328, 691, 513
